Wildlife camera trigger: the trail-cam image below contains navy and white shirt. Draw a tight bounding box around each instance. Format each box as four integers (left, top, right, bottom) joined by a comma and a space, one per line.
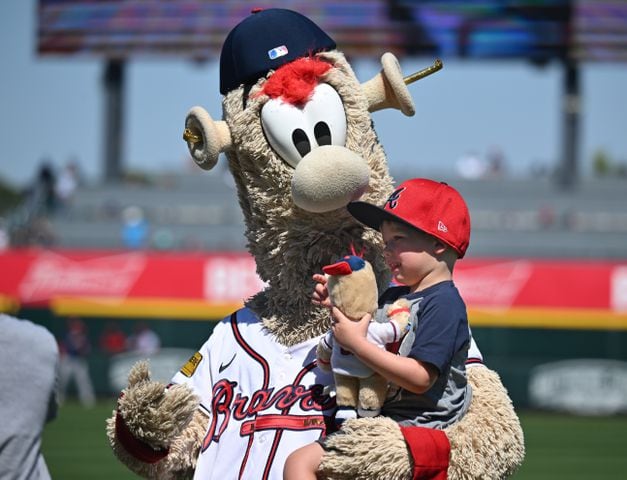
377, 281, 472, 429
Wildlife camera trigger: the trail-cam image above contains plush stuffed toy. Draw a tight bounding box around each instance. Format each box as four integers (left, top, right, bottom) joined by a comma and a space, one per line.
316, 254, 411, 422
106, 8, 524, 480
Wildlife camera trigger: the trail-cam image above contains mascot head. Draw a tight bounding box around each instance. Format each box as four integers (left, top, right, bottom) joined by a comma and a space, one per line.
183, 8, 440, 344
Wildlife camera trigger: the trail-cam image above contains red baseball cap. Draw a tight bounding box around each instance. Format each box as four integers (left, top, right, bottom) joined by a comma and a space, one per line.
347, 178, 471, 258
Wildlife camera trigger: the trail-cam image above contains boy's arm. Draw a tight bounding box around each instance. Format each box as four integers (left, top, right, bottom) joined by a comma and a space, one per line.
331, 307, 438, 394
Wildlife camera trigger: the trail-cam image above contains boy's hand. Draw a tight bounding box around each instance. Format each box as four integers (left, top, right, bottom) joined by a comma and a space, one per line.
312, 273, 332, 308
331, 306, 370, 352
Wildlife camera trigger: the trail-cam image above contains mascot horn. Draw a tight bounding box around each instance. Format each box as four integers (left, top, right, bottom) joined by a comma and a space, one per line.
107, 8, 524, 480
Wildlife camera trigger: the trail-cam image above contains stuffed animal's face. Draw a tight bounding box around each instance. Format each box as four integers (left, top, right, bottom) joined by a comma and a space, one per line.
323, 255, 379, 321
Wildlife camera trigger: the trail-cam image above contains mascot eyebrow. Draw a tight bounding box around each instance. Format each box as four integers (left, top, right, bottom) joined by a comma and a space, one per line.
257, 56, 332, 107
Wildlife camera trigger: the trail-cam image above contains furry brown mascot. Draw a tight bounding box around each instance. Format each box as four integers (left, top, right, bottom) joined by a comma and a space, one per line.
107, 8, 524, 480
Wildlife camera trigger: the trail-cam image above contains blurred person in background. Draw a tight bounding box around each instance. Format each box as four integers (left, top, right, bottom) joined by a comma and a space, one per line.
0, 314, 59, 479
127, 322, 161, 356
9, 160, 59, 248
28, 161, 58, 215
58, 316, 96, 408
54, 159, 80, 210
99, 321, 128, 356
99, 321, 129, 396
0, 217, 8, 250
486, 145, 507, 179
455, 150, 487, 180
121, 205, 149, 249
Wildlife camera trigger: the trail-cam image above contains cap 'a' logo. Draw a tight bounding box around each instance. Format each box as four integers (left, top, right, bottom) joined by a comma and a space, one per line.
438, 221, 448, 232
386, 187, 405, 209
268, 45, 289, 59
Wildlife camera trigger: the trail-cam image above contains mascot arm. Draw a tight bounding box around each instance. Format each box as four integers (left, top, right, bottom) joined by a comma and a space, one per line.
318, 365, 525, 480
106, 361, 209, 479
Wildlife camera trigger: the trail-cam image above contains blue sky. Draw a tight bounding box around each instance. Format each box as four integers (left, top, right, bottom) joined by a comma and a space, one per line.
1, 0, 627, 188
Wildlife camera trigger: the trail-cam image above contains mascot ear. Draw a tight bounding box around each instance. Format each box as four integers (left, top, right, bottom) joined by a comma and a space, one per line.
183, 106, 233, 170
362, 53, 442, 117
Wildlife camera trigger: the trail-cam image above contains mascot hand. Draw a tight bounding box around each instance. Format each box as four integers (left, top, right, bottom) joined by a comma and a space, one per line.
107, 360, 208, 479
116, 360, 199, 450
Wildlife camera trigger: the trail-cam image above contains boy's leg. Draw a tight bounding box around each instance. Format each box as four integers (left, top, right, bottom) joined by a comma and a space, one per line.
283, 441, 325, 480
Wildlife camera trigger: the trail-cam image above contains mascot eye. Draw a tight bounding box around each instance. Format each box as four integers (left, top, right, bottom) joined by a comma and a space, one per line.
292, 129, 311, 157
314, 122, 332, 146
261, 83, 347, 168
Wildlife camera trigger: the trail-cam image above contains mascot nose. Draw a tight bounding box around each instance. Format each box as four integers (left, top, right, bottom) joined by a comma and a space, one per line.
291, 145, 370, 213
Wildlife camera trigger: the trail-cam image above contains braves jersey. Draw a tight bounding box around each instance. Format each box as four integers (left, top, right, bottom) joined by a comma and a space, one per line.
171, 308, 335, 480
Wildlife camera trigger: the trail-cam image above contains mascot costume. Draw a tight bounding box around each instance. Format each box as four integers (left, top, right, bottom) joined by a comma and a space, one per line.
107, 8, 525, 479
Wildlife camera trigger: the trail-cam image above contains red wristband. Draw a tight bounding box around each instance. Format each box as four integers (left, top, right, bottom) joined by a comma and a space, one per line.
400, 425, 450, 480
115, 396, 169, 464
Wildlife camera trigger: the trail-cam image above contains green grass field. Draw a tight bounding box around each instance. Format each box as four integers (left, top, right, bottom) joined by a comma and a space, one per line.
43, 400, 627, 479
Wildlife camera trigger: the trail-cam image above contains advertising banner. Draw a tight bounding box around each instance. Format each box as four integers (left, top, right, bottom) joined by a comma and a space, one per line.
1, 249, 626, 329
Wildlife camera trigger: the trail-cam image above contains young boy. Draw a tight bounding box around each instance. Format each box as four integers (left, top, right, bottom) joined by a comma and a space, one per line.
284, 178, 473, 480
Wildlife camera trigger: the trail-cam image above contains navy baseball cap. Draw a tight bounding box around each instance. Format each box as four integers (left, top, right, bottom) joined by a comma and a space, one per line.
219, 8, 336, 94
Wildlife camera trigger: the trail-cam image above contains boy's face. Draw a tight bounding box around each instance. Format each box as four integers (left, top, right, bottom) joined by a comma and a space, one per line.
380, 220, 441, 290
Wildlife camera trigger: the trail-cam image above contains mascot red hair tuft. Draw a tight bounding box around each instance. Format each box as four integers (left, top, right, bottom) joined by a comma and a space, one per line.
259, 57, 332, 106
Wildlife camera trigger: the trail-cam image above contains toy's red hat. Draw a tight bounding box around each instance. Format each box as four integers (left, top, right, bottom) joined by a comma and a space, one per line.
348, 178, 471, 258
322, 255, 366, 276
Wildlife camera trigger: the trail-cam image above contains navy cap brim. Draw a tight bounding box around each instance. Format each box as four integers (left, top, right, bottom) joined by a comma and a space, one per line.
347, 201, 403, 231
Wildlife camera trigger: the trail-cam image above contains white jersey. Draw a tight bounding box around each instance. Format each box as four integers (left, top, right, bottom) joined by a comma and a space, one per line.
171, 308, 335, 480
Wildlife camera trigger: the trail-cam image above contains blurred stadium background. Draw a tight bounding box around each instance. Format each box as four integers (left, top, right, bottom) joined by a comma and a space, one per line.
1, 0, 627, 478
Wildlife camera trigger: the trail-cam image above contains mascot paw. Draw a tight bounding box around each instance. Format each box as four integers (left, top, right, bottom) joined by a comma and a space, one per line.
116, 361, 199, 450
319, 417, 412, 480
